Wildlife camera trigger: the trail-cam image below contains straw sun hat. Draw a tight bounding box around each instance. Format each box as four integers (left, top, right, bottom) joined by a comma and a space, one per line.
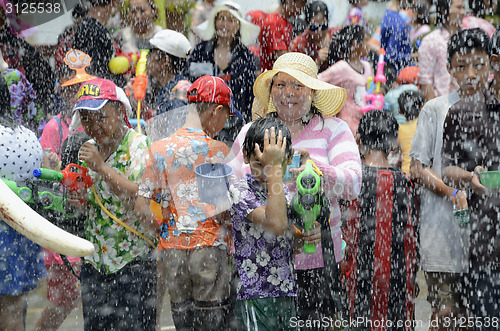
252, 52, 347, 120
193, 1, 261, 47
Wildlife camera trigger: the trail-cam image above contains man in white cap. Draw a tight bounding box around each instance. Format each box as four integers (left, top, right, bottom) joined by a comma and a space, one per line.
148, 29, 193, 115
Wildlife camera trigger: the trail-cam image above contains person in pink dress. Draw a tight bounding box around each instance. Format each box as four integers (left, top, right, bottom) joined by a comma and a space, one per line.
418, 0, 465, 101
318, 24, 372, 135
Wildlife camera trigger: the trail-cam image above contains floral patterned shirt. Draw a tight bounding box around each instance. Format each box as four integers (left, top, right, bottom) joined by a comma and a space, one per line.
138, 127, 230, 251
231, 174, 297, 300
3, 69, 44, 135
83, 129, 154, 274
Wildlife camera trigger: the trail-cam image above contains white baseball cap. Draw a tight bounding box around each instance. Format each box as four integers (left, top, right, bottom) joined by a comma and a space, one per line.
149, 29, 192, 59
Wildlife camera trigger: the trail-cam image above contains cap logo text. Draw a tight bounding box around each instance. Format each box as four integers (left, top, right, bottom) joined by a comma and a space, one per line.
77, 84, 101, 99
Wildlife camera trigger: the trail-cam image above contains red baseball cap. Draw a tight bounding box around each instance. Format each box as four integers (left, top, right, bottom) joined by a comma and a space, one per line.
187, 75, 243, 119
73, 78, 132, 114
73, 78, 133, 127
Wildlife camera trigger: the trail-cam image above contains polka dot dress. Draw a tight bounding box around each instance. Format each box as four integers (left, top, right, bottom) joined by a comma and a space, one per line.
0, 124, 47, 295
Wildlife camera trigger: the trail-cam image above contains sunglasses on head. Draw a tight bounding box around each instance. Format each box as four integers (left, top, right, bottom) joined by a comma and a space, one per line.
309, 24, 328, 31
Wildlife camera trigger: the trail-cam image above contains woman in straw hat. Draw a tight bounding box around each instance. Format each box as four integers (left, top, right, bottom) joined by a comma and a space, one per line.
228, 52, 362, 325
184, 1, 260, 146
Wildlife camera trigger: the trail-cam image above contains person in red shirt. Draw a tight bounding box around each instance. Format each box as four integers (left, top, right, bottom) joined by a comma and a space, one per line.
259, 0, 307, 71
290, 1, 340, 73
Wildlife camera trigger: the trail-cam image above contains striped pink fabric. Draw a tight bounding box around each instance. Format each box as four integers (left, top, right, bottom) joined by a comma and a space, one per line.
228, 116, 362, 269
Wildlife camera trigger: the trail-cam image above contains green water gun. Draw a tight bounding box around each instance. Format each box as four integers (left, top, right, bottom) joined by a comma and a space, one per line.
3, 179, 34, 204
293, 160, 326, 254
2, 178, 78, 218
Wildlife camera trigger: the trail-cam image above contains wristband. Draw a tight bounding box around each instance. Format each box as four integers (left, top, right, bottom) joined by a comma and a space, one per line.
452, 189, 459, 197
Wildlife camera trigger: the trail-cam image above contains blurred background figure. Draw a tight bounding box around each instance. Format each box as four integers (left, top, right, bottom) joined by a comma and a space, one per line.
418, 0, 464, 101
290, 1, 339, 73
462, 0, 497, 37
115, 0, 162, 53
186, 1, 259, 146
259, 0, 307, 71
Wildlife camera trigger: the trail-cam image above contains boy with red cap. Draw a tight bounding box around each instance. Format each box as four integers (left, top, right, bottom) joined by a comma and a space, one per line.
67, 78, 156, 330
136, 75, 234, 330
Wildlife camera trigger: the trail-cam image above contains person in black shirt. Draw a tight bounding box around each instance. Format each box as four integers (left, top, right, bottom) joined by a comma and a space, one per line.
74, 0, 122, 84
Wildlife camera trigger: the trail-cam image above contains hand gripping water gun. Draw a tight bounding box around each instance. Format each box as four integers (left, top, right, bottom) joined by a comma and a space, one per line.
132, 49, 149, 134
361, 48, 386, 114
108, 52, 140, 75
293, 160, 328, 254
33, 163, 93, 193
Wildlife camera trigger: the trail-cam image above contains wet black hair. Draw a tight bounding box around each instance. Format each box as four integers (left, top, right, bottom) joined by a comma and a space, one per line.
72, 1, 88, 19
242, 117, 293, 160
328, 24, 365, 65
398, 90, 425, 121
87, 0, 114, 7
448, 28, 490, 66
434, 0, 452, 26
469, 0, 488, 17
61, 131, 91, 168
384, 65, 397, 88
305, 1, 329, 25
358, 109, 399, 154
489, 27, 500, 56
416, 0, 430, 25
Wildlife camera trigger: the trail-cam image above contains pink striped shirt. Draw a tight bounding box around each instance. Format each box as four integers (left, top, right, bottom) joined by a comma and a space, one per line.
418, 28, 459, 97
228, 116, 362, 269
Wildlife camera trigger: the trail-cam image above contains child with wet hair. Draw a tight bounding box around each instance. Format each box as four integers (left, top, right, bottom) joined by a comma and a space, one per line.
67, 78, 156, 330
345, 109, 418, 329
398, 90, 425, 173
231, 117, 300, 330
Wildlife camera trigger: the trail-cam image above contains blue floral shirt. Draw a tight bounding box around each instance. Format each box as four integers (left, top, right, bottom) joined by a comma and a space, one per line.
230, 173, 297, 300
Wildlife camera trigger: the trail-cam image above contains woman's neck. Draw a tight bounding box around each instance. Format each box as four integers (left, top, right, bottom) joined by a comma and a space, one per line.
444, 22, 460, 37
278, 115, 307, 140
349, 57, 363, 74
217, 36, 233, 48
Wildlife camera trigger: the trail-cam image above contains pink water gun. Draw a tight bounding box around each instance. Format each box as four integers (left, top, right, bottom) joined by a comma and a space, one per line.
361, 49, 386, 113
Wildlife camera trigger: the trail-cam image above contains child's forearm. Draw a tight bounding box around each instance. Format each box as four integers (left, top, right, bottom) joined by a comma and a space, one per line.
134, 196, 159, 236
264, 165, 288, 236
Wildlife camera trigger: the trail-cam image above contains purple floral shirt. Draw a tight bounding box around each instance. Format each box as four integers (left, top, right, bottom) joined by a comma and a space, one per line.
230, 173, 296, 300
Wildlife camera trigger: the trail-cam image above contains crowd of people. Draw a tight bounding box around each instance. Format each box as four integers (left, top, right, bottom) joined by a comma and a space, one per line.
0, 0, 500, 330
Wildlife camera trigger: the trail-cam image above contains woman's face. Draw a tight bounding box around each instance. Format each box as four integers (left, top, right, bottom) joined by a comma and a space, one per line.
129, 0, 156, 34
215, 11, 240, 39
449, 0, 465, 27
307, 12, 328, 43
270, 72, 314, 122
146, 48, 167, 77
